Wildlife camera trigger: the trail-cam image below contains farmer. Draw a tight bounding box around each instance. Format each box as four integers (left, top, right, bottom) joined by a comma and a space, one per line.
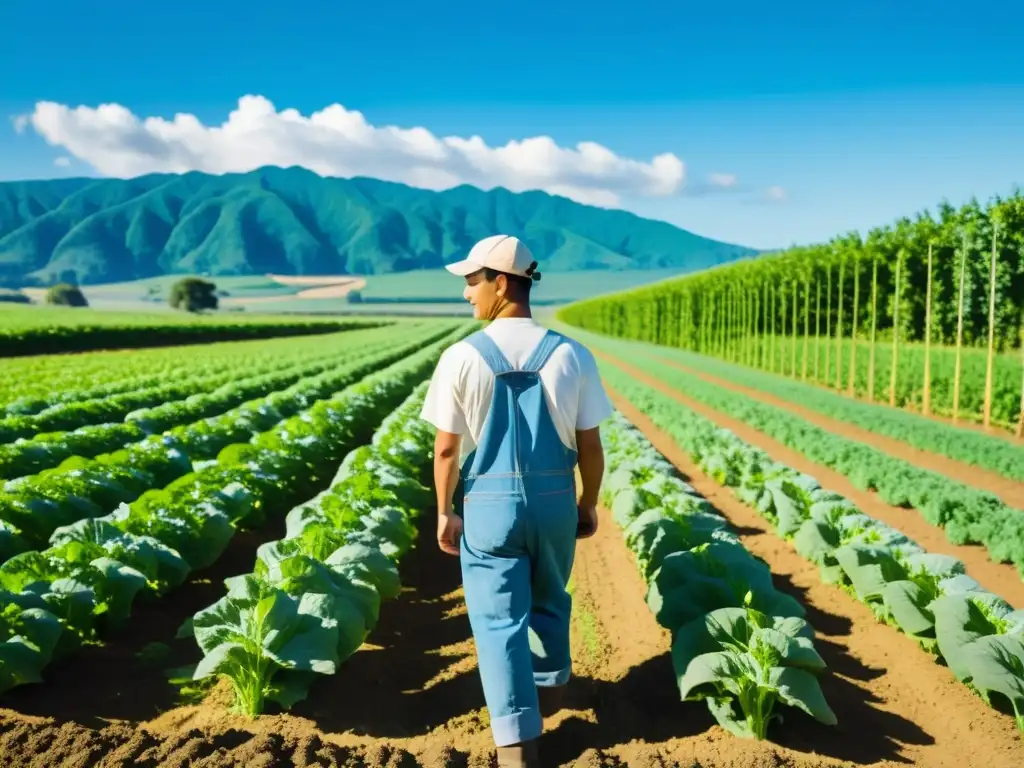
420, 234, 613, 767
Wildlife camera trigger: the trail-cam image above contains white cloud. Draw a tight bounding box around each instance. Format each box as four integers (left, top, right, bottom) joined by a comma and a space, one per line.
12, 115, 29, 134
53, 156, 71, 168
708, 172, 738, 188
765, 185, 787, 202
20, 95, 690, 208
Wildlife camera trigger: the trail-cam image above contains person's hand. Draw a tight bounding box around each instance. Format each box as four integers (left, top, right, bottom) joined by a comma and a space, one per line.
576, 503, 598, 539
437, 511, 463, 555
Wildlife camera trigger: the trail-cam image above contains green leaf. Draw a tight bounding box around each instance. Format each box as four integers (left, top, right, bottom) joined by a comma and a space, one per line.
770, 666, 837, 725
325, 543, 401, 601
833, 544, 906, 602
966, 634, 1024, 722
933, 592, 1008, 682
881, 580, 935, 637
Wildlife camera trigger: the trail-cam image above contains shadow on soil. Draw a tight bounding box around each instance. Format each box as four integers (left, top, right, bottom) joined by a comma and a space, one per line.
0, 523, 282, 728
538, 649, 931, 767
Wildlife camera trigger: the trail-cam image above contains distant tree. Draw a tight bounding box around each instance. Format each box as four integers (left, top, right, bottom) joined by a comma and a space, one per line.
169, 277, 219, 312
46, 282, 88, 307
347, 290, 363, 304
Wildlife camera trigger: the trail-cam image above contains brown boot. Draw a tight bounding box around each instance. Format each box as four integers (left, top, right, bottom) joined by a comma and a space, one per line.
496, 739, 540, 768
537, 684, 566, 718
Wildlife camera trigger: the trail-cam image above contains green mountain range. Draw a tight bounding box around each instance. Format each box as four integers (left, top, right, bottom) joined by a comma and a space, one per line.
0, 166, 759, 286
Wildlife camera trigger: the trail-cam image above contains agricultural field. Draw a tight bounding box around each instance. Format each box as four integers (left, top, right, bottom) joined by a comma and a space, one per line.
2, 255, 1024, 766
0, 303, 393, 356
562, 192, 1024, 433
17, 268, 682, 318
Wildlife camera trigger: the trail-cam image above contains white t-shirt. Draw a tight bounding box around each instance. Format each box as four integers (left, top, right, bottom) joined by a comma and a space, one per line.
419, 318, 613, 462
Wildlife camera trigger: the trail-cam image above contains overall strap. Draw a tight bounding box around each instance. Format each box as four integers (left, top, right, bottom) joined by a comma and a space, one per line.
521, 329, 566, 373
462, 330, 514, 374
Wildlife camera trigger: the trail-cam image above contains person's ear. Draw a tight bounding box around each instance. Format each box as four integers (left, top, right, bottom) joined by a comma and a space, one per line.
496, 274, 506, 297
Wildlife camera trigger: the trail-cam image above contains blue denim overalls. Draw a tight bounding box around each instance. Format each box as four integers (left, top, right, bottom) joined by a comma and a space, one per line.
458, 328, 579, 747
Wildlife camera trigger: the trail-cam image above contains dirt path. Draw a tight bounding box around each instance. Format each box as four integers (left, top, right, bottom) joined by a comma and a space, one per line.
650, 354, 1024, 509
594, 349, 1024, 611
606, 389, 1024, 768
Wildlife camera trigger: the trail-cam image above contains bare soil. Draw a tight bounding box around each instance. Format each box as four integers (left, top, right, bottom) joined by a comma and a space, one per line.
222, 277, 368, 305
2, 406, 1023, 766
594, 349, 1024, 610
652, 354, 1024, 509
265, 275, 362, 287
293, 280, 368, 300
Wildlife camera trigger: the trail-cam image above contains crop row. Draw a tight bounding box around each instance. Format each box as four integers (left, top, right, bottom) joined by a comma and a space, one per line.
180, 379, 435, 715
0, 322, 461, 562
0, 327, 396, 419
0, 304, 386, 357
638, 340, 1023, 483
0, 323, 470, 696
0, 323, 453, 478
577, 330, 1024, 577
599, 361, 1024, 732
0, 324, 428, 440
600, 409, 836, 740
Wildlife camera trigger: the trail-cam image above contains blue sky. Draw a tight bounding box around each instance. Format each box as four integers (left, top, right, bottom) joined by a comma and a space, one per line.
1, 0, 1021, 250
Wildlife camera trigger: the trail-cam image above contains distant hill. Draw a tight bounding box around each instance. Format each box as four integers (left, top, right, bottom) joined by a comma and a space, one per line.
0, 166, 759, 286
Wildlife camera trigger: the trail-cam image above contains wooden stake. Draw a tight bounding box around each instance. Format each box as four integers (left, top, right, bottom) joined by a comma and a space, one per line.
825, 265, 832, 384
984, 224, 998, 428
1017, 308, 1023, 438
868, 257, 878, 402
762, 281, 769, 369
802, 275, 810, 380
923, 242, 933, 416
836, 259, 845, 390
848, 256, 860, 396
890, 249, 902, 406
815, 272, 821, 381
791, 279, 798, 376
953, 230, 967, 422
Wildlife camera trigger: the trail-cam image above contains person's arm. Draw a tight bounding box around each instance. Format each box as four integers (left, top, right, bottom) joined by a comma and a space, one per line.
573, 344, 614, 539
576, 426, 604, 509
434, 428, 462, 513
419, 348, 467, 555
434, 428, 464, 555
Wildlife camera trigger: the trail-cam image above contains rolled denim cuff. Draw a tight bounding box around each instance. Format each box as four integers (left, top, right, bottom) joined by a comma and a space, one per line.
534, 666, 571, 687
490, 707, 543, 747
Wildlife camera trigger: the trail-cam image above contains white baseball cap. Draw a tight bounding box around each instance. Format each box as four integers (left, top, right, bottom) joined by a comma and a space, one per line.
445, 235, 541, 280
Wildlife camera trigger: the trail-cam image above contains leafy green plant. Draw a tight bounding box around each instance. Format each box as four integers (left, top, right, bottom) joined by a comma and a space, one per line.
673, 596, 834, 739
182, 378, 436, 715
191, 575, 341, 715
601, 410, 835, 740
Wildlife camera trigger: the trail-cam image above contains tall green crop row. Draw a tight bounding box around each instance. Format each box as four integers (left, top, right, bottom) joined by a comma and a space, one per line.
560, 191, 1024, 428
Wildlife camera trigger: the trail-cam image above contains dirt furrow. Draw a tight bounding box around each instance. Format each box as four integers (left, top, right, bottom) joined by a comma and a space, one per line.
606, 388, 1024, 768
550, 485, 895, 768
651, 353, 1024, 509
594, 349, 1024, 610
